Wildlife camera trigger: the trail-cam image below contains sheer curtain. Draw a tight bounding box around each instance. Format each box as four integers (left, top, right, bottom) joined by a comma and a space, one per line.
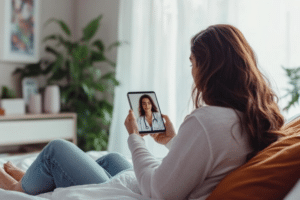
108, 0, 300, 158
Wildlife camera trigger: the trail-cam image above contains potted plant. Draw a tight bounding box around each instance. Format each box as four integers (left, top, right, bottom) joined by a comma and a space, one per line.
13, 15, 123, 151
282, 66, 300, 111
1, 86, 17, 99
0, 86, 26, 115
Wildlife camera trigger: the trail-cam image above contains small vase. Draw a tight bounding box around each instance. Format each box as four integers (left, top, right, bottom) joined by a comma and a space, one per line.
44, 85, 60, 114
29, 93, 42, 114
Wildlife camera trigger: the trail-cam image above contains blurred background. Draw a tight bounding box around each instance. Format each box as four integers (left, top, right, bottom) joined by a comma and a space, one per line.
0, 0, 300, 159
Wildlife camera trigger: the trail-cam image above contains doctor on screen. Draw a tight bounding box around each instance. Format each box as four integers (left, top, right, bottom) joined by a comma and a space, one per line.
136, 94, 165, 131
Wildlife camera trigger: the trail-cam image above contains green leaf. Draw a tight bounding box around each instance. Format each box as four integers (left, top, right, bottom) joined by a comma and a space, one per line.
73, 45, 89, 62
56, 35, 75, 54
100, 72, 114, 79
69, 60, 80, 80
100, 72, 120, 86
75, 99, 91, 117
282, 66, 300, 111
102, 109, 112, 125
93, 130, 109, 150
81, 82, 96, 101
1, 86, 17, 99
45, 46, 60, 56
65, 59, 71, 71
82, 15, 102, 41
44, 18, 71, 36
95, 104, 112, 126
45, 56, 64, 84
107, 41, 124, 51
22, 62, 43, 77
105, 58, 116, 68
99, 100, 113, 115
94, 68, 101, 80
92, 40, 105, 52
43, 34, 58, 43
48, 68, 67, 82
61, 85, 75, 104
65, 41, 76, 54
54, 54, 64, 71
91, 51, 105, 63
43, 61, 56, 75
91, 82, 106, 92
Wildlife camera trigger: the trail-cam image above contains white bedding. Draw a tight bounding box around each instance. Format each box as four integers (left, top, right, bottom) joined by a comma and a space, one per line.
1, 151, 298, 200
0, 151, 157, 200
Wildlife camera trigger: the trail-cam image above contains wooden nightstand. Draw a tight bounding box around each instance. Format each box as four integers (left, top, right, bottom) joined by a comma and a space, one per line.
0, 113, 77, 153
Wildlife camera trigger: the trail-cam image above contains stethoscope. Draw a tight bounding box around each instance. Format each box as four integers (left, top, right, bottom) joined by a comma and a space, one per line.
143, 113, 158, 129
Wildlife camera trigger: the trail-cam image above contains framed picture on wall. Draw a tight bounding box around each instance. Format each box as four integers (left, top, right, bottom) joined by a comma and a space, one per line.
2, 0, 40, 63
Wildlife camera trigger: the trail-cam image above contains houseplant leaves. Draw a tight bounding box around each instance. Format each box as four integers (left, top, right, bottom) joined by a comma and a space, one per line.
13, 15, 123, 151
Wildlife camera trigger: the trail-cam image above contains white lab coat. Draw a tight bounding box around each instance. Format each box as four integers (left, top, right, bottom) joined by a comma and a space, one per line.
137, 112, 165, 132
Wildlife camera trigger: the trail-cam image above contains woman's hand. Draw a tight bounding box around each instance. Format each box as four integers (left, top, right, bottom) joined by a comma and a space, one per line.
124, 109, 148, 137
124, 109, 139, 135
150, 114, 176, 145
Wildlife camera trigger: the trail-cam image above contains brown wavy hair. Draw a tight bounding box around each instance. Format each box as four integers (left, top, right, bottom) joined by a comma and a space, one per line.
190, 24, 285, 160
138, 94, 158, 116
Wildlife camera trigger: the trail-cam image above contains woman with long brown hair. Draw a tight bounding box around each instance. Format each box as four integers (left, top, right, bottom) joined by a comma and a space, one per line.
124, 24, 284, 199
0, 24, 284, 200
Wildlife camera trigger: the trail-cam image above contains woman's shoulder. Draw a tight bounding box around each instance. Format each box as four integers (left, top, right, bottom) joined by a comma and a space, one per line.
186, 106, 243, 127
190, 105, 241, 118
184, 106, 251, 160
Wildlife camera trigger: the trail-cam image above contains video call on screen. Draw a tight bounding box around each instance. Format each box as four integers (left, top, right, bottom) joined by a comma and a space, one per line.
128, 92, 165, 133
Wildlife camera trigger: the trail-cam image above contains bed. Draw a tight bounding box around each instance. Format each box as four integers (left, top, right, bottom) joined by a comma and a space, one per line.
0, 150, 156, 200
0, 150, 299, 200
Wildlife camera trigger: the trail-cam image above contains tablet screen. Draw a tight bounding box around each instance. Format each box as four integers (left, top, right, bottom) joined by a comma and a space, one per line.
127, 91, 166, 133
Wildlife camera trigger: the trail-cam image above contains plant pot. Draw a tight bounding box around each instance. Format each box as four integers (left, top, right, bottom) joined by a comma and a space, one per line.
0, 98, 25, 115
44, 85, 60, 114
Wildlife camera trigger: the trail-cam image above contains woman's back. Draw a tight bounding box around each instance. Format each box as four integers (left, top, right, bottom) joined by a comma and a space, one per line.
185, 106, 252, 199
128, 105, 252, 199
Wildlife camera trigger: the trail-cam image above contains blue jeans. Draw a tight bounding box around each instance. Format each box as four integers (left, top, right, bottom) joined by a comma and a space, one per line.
21, 139, 133, 195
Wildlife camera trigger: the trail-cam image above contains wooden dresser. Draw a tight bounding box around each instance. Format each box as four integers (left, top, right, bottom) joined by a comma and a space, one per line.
0, 113, 77, 153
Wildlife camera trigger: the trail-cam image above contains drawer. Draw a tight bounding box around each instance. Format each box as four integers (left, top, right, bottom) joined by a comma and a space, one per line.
0, 119, 75, 145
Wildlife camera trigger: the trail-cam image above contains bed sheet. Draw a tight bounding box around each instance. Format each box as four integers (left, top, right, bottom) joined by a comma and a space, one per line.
0, 151, 156, 200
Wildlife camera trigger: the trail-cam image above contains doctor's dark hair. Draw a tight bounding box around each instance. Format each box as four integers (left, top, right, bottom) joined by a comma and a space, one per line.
190, 24, 285, 160
138, 94, 158, 116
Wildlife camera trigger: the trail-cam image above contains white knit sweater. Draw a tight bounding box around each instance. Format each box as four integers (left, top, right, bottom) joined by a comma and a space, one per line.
128, 106, 253, 200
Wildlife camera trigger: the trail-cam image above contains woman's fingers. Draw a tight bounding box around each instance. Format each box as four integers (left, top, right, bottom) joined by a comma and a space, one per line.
150, 133, 159, 141
129, 110, 136, 118
151, 133, 159, 137
125, 110, 136, 124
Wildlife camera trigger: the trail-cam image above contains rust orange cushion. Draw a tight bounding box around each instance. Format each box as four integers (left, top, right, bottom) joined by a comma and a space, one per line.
206, 117, 300, 200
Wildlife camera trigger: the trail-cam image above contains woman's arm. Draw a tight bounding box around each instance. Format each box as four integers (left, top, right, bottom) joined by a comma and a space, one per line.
128, 115, 213, 200
164, 137, 173, 149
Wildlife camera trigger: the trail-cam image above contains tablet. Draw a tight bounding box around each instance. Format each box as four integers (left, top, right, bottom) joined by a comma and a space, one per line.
127, 91, 166, 133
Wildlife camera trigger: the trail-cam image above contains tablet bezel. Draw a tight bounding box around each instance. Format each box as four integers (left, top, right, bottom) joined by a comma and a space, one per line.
127, 91, 166, 133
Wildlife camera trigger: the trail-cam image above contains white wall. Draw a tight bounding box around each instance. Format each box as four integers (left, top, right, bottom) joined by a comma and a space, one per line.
0, 0, 77, 97
75, 0, 120, 63
75, 0, 120, 103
